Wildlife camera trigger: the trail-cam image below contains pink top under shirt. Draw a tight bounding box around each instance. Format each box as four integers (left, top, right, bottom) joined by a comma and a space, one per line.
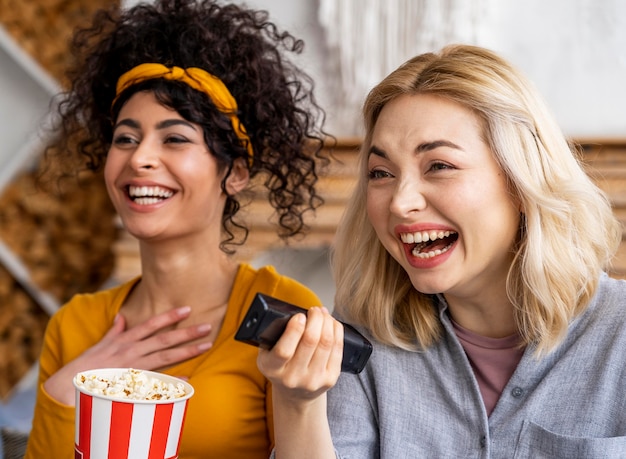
452, 320, 525, 416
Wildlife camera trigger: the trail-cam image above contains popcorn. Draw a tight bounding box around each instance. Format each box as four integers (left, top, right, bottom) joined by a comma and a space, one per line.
74, 368, 187, 401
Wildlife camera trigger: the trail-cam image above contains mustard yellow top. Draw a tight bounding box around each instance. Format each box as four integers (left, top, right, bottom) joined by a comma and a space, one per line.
24, 263, 321, 459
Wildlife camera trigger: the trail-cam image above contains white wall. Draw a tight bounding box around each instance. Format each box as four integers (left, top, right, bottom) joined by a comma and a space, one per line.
237, 0, 626, 139
485, 0, 626, 138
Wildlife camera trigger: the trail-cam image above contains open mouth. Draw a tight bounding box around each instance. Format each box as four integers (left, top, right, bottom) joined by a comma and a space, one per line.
400, 230, 458, 259
127, 185, 174, 205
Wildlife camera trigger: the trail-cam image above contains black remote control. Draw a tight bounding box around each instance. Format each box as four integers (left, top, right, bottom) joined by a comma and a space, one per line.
235, 293, 372, 374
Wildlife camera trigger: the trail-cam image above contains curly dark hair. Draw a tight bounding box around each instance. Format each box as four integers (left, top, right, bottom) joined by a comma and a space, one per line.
47, 0, 331, 251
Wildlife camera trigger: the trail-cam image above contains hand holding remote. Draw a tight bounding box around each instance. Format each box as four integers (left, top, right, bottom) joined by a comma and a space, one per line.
235, 293, 372, 374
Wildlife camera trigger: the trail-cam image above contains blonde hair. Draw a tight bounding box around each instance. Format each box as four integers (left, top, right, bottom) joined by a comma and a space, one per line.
332, 44, 622, 355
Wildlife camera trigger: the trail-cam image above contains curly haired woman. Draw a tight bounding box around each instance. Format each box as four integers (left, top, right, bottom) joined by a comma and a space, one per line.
24, 0, 330, 457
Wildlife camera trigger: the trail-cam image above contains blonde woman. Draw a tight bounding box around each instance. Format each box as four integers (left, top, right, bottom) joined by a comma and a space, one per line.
259, 44, 625, 458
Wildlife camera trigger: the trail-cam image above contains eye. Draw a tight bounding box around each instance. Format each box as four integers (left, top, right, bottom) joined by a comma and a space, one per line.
164, 135, 190, 144
112, 134, 136, 146
428, 161, 454, 172
368, 168, 393, 180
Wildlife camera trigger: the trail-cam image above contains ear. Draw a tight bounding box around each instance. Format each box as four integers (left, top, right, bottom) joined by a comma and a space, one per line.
225, 157, 250, 195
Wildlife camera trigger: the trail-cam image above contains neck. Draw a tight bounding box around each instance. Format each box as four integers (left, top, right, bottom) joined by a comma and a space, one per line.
134, 239, 239, 316
444, 291, 517, 339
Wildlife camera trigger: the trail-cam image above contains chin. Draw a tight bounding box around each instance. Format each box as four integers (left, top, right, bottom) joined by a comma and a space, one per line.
407, 274, 451, 296
124, 227, 162, 242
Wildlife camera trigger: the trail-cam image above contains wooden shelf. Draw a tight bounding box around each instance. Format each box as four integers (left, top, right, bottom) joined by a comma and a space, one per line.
0, 23, 62, 314
0, 0, 121, 401
0, 22, 62, 397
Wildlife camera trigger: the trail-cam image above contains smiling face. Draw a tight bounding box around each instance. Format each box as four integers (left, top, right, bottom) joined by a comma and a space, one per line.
366, 93, 521, 306
104, 91, 248, 244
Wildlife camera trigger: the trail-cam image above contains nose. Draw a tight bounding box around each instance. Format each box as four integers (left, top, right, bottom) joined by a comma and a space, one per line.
389, 177, 427, 216
128, 139, 159, 171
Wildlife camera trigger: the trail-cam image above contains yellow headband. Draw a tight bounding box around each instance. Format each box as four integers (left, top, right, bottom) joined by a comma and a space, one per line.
114, 63, 253, 164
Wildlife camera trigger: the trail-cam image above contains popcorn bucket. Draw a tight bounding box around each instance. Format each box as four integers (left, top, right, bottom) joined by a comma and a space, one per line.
73, 368, 194, 459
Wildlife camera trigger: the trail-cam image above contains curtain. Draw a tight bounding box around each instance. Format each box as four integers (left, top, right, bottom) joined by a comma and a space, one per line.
318, 0, 490, 134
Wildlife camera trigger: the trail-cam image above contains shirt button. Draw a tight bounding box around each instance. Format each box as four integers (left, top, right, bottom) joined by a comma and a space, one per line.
511, 387, 524, 397
480, 436, 487, 448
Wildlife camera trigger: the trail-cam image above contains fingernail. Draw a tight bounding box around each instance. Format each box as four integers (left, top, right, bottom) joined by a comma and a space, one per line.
197, 323, 211, 333
198, 341, 213, 351
178, 306, 192, 316
296, 313, 306, 324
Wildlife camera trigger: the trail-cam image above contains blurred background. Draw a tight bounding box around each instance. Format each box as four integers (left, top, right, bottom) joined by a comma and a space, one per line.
0, 0, 625, 457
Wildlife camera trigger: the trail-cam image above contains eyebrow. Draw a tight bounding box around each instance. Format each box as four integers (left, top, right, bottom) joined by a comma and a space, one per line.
369, 139, 463, 158
113, 118, 197, 131
417, 139, 462, 152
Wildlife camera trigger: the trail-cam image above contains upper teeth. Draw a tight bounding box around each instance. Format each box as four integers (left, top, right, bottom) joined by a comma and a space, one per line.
400, 230, 454, 244
129, 186, 173, 198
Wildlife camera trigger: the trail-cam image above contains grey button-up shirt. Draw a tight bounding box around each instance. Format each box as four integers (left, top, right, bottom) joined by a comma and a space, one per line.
328, 273, 626, 458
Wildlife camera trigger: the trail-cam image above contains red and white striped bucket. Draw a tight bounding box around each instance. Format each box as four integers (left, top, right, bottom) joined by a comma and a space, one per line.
73, 369, 194, 459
